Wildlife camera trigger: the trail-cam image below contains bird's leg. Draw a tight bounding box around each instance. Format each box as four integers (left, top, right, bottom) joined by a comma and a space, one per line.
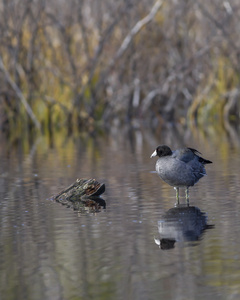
185, 187, 189, 205
174, 187, 179, 205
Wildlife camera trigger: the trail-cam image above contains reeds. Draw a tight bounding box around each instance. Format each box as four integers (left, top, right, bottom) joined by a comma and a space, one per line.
0, 0, 239, 134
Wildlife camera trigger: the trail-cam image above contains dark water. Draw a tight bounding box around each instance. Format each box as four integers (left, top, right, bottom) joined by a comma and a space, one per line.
1, 125, 240, 300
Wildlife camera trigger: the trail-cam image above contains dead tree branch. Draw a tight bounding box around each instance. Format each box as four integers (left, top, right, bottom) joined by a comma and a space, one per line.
94, 0, 163, 96
0, 55, 41, 130
114, 0, 163, 62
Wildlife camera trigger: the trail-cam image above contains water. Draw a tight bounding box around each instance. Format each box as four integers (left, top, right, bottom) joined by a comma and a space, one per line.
0, 125, 240, 300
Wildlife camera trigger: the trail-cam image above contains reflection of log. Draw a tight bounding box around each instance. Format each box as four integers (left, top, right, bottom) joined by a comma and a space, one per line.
59, 197, 106, 213
52, 178, 106, 211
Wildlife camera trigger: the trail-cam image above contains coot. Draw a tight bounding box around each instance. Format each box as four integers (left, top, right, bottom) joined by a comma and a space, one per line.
150, 145, 212, 203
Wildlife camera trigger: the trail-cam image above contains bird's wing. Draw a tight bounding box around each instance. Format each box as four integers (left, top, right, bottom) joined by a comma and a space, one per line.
173, 148, 195, 163
188, 148, 212, 164
187, 148, 202, 155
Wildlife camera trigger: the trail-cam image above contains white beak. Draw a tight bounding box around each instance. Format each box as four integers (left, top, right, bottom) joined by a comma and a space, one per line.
150, 150, 157, 158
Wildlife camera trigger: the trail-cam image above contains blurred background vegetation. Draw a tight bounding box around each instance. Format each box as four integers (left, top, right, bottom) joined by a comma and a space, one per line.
0, 0, 239, 136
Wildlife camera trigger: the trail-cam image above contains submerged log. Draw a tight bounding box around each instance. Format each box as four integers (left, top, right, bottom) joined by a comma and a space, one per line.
52, 178, 105, 211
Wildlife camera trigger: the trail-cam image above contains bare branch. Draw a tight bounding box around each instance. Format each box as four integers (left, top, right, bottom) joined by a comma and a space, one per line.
93, 0, 164, 98
0, 55, 41, 130
114, 0, 163, 61
141, 45, 211, 113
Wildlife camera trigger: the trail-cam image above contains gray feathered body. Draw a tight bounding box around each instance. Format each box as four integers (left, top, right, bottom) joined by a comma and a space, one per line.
155, 148, 209, 188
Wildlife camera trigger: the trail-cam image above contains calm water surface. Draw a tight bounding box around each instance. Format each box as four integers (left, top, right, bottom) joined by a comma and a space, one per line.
0, 126, 240, 300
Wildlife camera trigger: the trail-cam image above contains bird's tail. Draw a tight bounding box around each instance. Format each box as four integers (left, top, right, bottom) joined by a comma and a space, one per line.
199, 157, 212, 164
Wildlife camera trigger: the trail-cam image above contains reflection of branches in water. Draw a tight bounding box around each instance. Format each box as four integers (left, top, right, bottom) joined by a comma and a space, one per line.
155, 204, 214, 250
189, 117, 240, 152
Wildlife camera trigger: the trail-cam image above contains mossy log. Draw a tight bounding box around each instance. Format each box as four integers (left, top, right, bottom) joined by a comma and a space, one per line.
52, 178, 105, 211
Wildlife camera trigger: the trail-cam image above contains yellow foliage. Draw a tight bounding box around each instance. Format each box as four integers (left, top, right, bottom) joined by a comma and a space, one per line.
189, 56, 239, 126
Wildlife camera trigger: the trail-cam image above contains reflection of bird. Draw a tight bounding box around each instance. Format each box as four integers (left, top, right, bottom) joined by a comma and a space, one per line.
154, 205, 213, 250
150, 145, 212, 203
